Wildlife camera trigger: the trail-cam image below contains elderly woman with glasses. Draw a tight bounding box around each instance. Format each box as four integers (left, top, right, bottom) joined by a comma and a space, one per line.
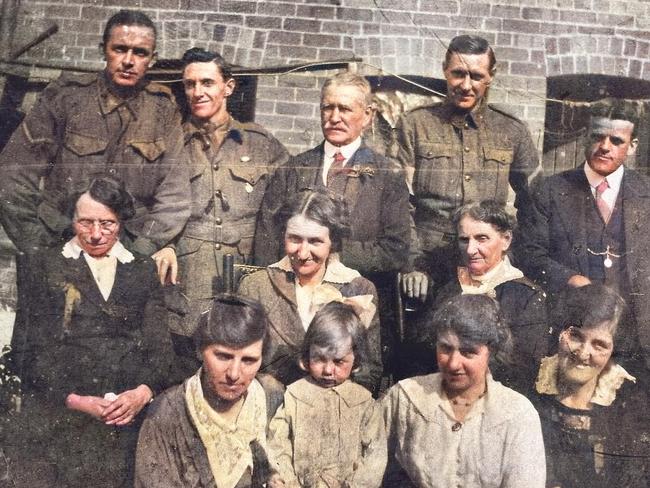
535, 284, 649, 488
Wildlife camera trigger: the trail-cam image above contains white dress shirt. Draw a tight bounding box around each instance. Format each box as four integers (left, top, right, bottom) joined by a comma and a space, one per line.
321, 137, 362, 186
584, 161, 624, 211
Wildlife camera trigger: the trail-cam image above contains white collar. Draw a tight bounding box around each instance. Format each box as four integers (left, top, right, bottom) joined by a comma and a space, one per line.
270, 253, 361, 284
323, 137, 362, 161
61, 238, 135, 264
584, 161, 625, 191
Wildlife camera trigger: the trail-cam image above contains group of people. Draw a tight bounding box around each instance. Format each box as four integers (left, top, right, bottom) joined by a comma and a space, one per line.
0, 7, 648, 488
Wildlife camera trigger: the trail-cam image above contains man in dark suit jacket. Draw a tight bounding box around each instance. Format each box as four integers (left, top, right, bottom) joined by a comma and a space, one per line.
2, 177, 173, 488
254, 72, 410, 377
516, 99, 650, 378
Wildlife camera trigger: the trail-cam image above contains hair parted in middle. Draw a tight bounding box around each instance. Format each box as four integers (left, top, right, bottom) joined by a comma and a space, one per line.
276, 189, 351, 253
300, 301, 369, 373
66, 176, 136, 222
426, 294, 513, 366
193, 293, 270, 358
452, 199, 516, 235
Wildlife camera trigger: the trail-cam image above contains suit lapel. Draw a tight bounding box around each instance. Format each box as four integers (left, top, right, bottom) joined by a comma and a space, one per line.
294, 144, 325, 190
62, 257, 107, 308
343, 144, 376, 215
554, 168, 592, 275
266, 269, 305, 347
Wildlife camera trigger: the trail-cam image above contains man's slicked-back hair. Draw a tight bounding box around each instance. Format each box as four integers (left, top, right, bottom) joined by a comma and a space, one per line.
102, 9, 157, 48
321, 71, 372, 107
445, 34, 496, 73
182, 47, 233, 81
590, 98, 641, 138
193, 294, 270, 357
67, 176, 135, 222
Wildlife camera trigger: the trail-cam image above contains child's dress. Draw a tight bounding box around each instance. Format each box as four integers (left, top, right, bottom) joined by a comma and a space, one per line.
268, 377, 386, 487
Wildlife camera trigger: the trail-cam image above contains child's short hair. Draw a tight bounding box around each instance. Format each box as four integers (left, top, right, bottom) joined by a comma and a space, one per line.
300, 302, 368, 371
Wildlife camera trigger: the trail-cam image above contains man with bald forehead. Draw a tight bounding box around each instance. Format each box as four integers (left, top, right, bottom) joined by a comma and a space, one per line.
516, 98, 650, 386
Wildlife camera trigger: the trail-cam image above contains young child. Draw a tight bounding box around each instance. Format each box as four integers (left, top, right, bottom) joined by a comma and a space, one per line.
267, 302, 386, 488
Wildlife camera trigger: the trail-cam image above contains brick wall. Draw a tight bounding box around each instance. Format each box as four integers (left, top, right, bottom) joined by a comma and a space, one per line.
3, 0, 649, 154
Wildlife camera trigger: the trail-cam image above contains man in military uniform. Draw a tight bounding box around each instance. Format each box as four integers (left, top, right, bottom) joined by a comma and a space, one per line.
163, 48, 288, 361
0, 9, 190, 261
397, 35, 539, 300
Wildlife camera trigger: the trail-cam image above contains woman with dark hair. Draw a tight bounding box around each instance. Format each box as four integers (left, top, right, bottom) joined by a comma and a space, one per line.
382, 294, 546, 487
405, 200, 547, 393
534, 284, 649, 488
136, 294, 284, 488
2, 177, 172, 487
238, 190, 382, 393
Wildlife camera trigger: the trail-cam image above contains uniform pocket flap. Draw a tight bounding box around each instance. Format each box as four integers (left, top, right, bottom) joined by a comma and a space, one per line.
416, 143, 454, 159
483, 147, 513, 165
130, 139, 165, 161
64, 131, 108, 156
229, 165, 268, 185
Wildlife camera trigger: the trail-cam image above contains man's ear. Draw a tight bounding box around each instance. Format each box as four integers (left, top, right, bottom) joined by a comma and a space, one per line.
628, 138, 639, 156
148, 51, 158, 68
224, 77, 236, 98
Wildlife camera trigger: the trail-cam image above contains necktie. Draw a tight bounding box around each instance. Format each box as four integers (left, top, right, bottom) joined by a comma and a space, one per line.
327, 151, 346, 186
595, 178, 611, 223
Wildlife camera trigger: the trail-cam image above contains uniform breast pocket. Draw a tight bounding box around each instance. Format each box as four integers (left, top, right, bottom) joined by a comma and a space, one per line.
128, 139, 166, 196
63, 131, 108, 158
482, 147, 514, 201
228, 165, 269, 214
414, 142, 457, 196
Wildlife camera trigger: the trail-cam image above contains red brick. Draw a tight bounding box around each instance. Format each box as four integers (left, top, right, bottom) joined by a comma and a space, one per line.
630, 59, 642, 79
245, 15, 282, 29
560, 56, 575, 75
213, 25, 226, 42
280, 75, 318, 89
276, 101, 314, 117
577, 26, 615, 35
279, 45, 318, 60
362, 22, 380, 35
597, 13, 634, 27
560, 10, 597, 23
522, 8, 559, 21
320, 20, 361, 35
141, 0, 181, 8
609, 38, 623, 56
545, 38, 557, 55
637, 42, 650, 59
624, 39, 637, 56
411, 13, 451, 27
498, 47, 530, 62
253, 31, 266, 49
503, 19, 540, 33
546, 57, 561, 76
318, 47, 355, 59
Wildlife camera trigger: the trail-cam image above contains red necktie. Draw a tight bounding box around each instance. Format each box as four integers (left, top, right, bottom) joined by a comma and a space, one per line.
327, 151, 346, 186
595, 178, 611, 223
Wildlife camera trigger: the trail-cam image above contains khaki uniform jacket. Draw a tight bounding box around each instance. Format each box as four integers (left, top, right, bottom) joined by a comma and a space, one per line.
268, 378, 386, 488
0, 72, 190, 255
394, 101, 538, 265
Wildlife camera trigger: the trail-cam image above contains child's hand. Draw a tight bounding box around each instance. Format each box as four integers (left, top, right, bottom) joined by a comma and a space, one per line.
267, 473, 286, 488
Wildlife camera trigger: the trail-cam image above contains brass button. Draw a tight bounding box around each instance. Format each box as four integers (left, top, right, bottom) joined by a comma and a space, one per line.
108, 168, 116, 174
463, 146, 470, 152
212, 164, 218, 170
215, 217, 222, 225
214, 243, 221, 250
463, 123, 469, 129
464, 174, 472, 181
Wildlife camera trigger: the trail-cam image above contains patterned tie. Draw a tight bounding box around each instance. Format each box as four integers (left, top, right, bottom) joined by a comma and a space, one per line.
327, 151, 346, 186
595, 178, 611, 223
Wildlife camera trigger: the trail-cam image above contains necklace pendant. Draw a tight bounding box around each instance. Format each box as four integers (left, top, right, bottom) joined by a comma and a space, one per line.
604, 256, 613, 268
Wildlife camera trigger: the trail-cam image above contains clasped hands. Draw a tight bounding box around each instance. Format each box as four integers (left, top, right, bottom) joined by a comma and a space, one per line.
65, 384, 154, 426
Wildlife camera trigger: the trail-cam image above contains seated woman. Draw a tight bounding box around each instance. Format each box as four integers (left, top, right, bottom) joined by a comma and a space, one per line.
1, 177, 172, 488
535, 284, 648, 488
238, 190, 382, 393
382, 294, 546, 488
405, 200, 547, 392
135, 294, 284, 488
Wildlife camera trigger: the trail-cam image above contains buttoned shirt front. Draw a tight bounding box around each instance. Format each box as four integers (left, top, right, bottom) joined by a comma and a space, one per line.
584, 161, 624, 210
321, 137, 362, 185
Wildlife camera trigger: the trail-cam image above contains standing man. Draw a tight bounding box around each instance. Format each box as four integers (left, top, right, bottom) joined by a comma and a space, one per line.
516, 99, 650, 380
164, 48, 288, 361
397, 35, 538, 300
255, 72, 410, 379
0, 9, 190, 261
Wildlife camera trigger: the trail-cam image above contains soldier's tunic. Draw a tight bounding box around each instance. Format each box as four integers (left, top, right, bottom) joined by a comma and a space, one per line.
167, 117, 288, 343
394, 100, 538, 277
0, 72, 190, 256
